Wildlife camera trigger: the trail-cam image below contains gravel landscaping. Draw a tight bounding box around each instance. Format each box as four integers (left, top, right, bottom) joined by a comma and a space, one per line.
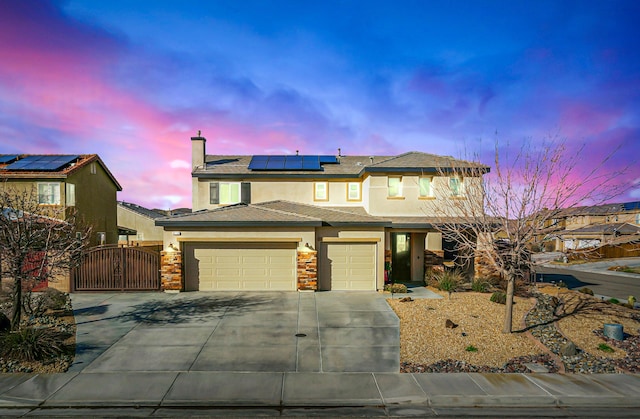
389, 285, 640, 374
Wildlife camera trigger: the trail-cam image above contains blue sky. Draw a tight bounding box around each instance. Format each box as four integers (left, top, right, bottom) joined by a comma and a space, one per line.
1, 0, 638, 208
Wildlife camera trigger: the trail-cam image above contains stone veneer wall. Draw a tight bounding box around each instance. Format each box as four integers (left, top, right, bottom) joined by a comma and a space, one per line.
161, 250, 183, 291
297, 250, 317, 291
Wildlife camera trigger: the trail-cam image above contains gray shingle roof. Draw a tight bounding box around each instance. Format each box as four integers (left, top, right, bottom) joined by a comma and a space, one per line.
255, 201, 388, 226
155, 203, 323, 227
561, 223, 640, 235
119, 201, 168, 219
194, 152, 487, 179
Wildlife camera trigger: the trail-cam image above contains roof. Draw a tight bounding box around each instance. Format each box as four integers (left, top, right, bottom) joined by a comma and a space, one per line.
155, 202, 323, 227
0, 154, 122, 191
559, 201, 640, 217
117, 201, 192, 219
193, 151, 489, 179
560, 223, 640, 235
256, 201, 388, 226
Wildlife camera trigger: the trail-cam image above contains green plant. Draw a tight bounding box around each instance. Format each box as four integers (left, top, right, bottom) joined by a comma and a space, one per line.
629, 296, 637, 307
0, 327, 67, 361
433, 270, 462, 298
608, 298, 620, 305
490, 291, 507, 305
471, 279, 490, 293
578, 287, 594, 296
384, 283, 408, 293
465, 345, 478, 352
557, 281, 568, 288
597, 343, 614, 353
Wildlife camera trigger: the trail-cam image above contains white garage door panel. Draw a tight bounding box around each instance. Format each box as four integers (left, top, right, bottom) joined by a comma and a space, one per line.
327, 243, 376, 290
192, 243, 296, 291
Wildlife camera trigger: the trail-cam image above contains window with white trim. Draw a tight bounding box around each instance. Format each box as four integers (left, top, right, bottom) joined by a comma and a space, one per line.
347, 182, 361, 201
65, 183, 76, 206
38, 182, 60, 205
219, 182, 240, 204
314, 182, 328, 201
388, 176, 402, 197
449, 177, 464, 197
419, 177, 433, 197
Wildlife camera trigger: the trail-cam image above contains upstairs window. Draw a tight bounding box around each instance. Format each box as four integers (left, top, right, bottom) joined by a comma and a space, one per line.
38, 182, 60, 205
347, 182, 361, 201
210, 182, 251, 205
419, 177, 433, 197
314, 182, 328, 201
388, 177, 402, 197
65, 183, 76, 206
449, 177, 464, 197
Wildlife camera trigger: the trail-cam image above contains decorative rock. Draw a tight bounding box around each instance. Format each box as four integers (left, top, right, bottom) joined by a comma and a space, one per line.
560, 341, 577, 356
400, 296, 413, 302
445, 319, 458, 329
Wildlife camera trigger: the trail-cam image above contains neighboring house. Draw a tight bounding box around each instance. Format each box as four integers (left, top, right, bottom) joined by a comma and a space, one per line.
0, 154, 122, 246
545, 202, 640, 251
117, 201, 191, 246
155, 135, 489, 292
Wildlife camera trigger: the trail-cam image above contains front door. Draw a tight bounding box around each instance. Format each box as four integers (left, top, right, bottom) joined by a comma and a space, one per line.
391, 233, 411, 282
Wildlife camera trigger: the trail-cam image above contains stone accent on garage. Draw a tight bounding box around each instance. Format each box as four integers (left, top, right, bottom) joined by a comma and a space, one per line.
297, 248, 317, 291
161, 249, 183, 291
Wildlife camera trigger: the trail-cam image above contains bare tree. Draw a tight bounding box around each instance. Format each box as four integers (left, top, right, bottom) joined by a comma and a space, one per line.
423, 136, 627, 333
0, 186, 90, 330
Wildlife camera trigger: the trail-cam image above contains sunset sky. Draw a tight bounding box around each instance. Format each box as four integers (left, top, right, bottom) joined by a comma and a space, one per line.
1, 0, 638, 209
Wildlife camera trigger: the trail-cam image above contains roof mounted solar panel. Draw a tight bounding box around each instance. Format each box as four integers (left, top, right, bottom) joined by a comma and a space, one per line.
284, 155, 303, 169
247, 155, 269, 170
0, 155, 19, 164
4, 155, 79, 171
248, 154, 327, 171
318, 155, 339, 164
302, 156, 321, 170
265, 156, 286, 170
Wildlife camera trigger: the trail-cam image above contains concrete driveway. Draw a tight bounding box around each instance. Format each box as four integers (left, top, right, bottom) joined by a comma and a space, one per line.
70, 291, 400, 373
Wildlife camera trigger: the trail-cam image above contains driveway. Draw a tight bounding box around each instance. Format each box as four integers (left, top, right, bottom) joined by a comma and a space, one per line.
70, 291, 399, 373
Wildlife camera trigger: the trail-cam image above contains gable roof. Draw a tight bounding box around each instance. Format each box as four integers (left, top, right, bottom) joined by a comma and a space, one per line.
193, 151, 488, 179
559, 201, 640, 217
560, 222, 640, 235
0, 154, 122, 191
118, 201, 169, 219
155, 200, 390, 227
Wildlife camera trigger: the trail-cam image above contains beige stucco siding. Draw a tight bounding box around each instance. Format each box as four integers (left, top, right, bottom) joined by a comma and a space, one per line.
117, 206, 164, 242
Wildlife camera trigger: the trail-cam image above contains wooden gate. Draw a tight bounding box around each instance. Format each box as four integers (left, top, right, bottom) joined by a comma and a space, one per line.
72, 245, 160, 291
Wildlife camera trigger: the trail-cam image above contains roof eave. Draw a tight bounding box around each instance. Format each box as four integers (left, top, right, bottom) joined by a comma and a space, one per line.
155, 220, 322, 227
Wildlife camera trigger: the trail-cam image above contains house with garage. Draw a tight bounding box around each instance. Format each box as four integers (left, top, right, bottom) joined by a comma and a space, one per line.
155, 135, 489, 292
544, 201, 640, 251
117, 201, 191, 247
0, 154, 122, 246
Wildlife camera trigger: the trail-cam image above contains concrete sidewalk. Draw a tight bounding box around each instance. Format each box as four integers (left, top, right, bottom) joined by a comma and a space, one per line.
0, 371, 639, 417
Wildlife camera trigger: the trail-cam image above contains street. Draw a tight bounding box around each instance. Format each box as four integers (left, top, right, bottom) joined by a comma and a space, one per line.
535, 263, 640, 301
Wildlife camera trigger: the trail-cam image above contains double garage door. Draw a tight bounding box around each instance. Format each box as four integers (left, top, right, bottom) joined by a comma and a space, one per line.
184, 242, 297, 291
184, 241, 377, 291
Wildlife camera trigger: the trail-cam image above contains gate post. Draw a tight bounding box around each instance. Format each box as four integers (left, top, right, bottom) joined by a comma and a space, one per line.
161, 245, 183, 292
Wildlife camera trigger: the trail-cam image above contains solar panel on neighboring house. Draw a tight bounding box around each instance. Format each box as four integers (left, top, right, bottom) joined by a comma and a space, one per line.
3, 155, 79, 171
0, 155, 19, 164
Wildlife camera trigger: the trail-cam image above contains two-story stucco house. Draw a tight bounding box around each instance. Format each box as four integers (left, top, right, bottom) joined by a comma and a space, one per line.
0, 154, 122, 246
156, 136, 488, 292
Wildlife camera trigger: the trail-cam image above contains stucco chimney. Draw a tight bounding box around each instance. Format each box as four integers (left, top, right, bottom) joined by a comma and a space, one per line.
191, 133, 206, 170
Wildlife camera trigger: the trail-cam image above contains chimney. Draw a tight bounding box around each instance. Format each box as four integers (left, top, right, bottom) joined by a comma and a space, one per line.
191, 131, 206, 170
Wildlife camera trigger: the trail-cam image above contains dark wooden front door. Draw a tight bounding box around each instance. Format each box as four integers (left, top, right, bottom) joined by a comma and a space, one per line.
391, 233, 411, 282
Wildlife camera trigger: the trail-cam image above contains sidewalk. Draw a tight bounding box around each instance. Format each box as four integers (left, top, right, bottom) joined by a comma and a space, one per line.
539, 257, 640, 278
1, 371, 639, 417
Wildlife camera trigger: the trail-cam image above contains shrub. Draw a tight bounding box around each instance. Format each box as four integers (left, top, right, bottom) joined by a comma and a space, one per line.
384, 283, 408, 293
597, 343, 614, 353
557, 281, 568, 288
608, 298, 620, 305
490, 291, 507, 305
432, 270, 463, 299
578, 287, 594, 296
471, 279, 490, 293
0, 327, 67, 361
465, 345, 478, 352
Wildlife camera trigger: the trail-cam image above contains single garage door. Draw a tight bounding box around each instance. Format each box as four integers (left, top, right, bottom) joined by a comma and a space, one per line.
325, 242, 376, 290
184, 242, 297, 291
